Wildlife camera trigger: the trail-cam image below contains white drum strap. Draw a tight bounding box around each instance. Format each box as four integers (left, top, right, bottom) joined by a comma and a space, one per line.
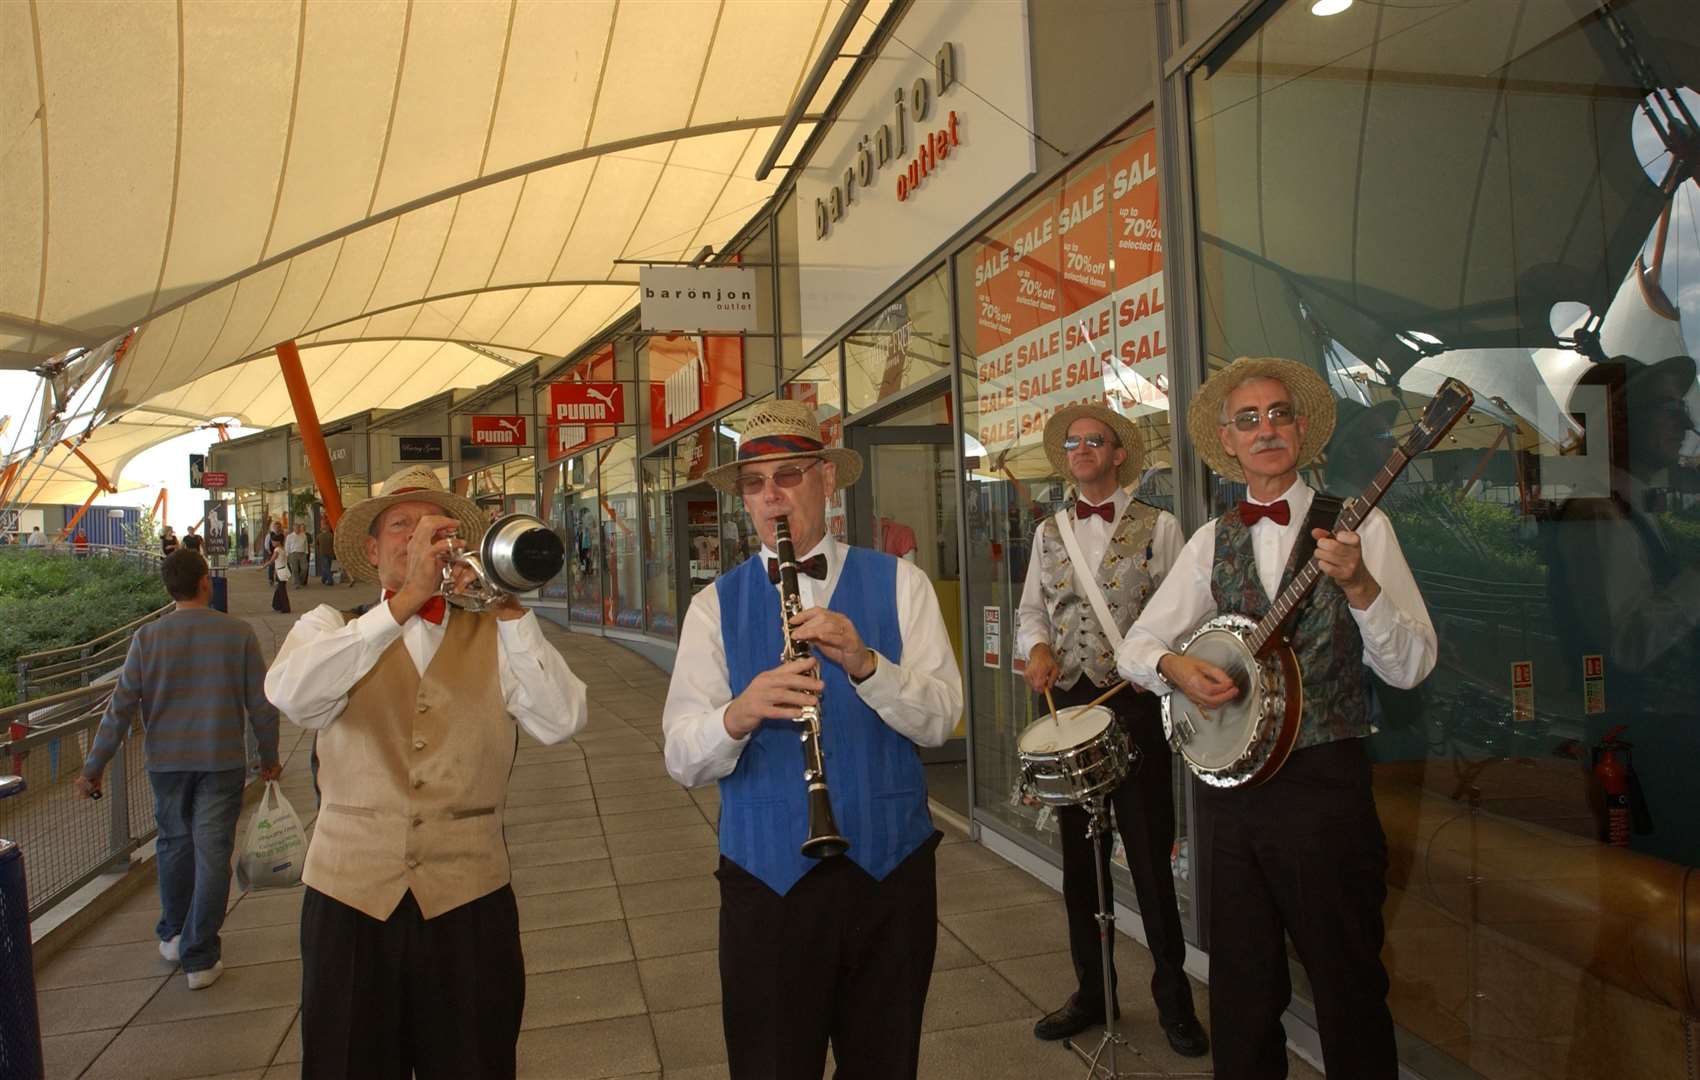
1053, 509, 1123, 653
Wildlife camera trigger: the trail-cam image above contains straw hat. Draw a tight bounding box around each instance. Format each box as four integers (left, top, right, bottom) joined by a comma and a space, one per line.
333, 465, 488, 585
1042, 403, 1144, 488
704, 399, 862, 495
1187, 356, 1336, 481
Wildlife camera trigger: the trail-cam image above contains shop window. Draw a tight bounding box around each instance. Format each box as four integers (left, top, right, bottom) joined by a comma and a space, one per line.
564, 453, 602, 625
1191, 1, 1698, 1075
538, 462, 570, 602
954, 114, 1188, 918
641, 450, 677, 638
844, 266, 953, 415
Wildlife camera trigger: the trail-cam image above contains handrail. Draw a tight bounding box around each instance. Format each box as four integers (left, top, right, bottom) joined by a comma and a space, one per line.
0, 683, 115, 725
16, 602, 173, 664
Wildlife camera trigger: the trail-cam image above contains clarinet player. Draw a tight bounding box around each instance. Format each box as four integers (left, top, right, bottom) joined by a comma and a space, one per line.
662, 400, 963, 1080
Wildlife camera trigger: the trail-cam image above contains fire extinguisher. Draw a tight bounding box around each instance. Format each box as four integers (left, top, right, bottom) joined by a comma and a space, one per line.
1591, 726, 1653, 846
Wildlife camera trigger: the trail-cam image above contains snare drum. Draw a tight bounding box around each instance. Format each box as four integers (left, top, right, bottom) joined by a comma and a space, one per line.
1016, 705, 1137, 807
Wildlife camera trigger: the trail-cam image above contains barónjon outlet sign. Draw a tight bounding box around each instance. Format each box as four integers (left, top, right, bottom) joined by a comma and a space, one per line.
639, 266, 760, 334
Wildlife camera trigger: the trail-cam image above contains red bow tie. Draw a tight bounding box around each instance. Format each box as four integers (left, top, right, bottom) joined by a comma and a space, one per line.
1237, 499, 1291, 527
768, 554, 828, 584
1074, 500, 1114, 523
383, 589, 446, 625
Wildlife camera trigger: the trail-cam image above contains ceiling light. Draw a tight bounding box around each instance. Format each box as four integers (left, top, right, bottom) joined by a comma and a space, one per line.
1311, 0, 1353, 14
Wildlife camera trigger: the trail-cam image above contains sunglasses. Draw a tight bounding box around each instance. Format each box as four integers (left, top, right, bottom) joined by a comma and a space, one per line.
1062, 433, 1117, 451
733, 458, 823, 496
1227, 405, 1297, 432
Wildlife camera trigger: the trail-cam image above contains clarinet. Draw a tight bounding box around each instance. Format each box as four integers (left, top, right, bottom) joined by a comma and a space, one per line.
774, 516, 850, 859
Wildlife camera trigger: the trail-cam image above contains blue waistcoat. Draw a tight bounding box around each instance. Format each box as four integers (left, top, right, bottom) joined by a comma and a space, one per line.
716, 547, 933, 895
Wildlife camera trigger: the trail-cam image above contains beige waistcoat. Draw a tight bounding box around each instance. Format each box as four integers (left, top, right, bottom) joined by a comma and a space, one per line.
303, 609, 516, 920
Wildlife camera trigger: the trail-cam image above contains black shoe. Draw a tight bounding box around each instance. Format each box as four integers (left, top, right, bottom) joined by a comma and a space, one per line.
1033, 996, 1119, 1041
1161, 1014, 1210, 1057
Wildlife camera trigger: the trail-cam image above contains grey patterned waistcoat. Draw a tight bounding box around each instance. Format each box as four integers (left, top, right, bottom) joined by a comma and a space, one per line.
1038, 501, 1161, 690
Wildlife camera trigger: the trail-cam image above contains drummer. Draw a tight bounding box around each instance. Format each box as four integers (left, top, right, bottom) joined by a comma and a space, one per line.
1014, 403, 1208, 1055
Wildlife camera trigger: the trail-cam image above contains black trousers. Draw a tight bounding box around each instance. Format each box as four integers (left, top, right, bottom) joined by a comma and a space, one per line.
717, 833, 941, 1080
300, 885, 525, 1080
1047, 680, 1194, 1022
1197, 737, 1395, 1080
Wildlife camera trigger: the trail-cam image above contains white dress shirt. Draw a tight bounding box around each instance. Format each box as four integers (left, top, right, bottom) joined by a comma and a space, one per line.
265, 599, 588, 745
662, 534, 964, 789
1014, 487, 1186, 661
1118, 479, 1437, 693
285, 531, 309, 555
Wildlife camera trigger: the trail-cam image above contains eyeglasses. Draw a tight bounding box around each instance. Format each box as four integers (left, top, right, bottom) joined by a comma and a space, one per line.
1061, 433, 1117, 451
1226, 405, 1298, 432
733, 458, 823, 496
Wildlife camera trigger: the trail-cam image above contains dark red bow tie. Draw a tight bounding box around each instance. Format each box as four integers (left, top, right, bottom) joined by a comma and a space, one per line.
1074, 500, 1114, 523
383, 589, 446, 625
768, 554, 828, 584
1237, 499, 1291, 527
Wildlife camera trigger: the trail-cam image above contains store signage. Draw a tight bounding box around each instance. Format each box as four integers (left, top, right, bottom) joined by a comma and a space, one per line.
972, 128, 1169, 454
202, 499, 229, 556
664, 356, 703, 427
1511, 661, 1534, 723
398, 436, 444, 462
470, 415, 528, 447
639, 267, 760, 333
201, 471, 229, 489
648, 336, 745, 443
795, 1, 1033, 355
549, 382, 625, 425
292, 433, 356, 478
0, 509, 18, 534
1582, 653, 1606, 715
189, 453, 206, 488
982, 607, 1002, 669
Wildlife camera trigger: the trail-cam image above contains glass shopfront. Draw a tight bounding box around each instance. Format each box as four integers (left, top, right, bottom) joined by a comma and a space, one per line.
1189, 1, 1698, 1076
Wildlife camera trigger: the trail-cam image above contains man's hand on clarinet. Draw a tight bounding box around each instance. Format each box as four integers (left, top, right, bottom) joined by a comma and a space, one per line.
388, 515, 459, 623
1159, 652, 1239, 709
724, 657, 824, 739
787, 608, 876, 681
1023, 644, 1059, 694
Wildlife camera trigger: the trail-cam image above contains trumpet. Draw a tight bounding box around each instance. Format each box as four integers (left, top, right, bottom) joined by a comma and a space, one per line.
439, 513, 566, 612
774, 516, 849, 860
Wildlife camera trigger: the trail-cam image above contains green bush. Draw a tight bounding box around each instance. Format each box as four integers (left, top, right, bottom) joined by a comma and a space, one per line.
1384, 487, 1546, 584
0, 550, 170, 708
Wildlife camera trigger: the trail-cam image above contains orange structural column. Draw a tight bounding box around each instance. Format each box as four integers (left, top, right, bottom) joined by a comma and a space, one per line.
56, 487, 100, 542
276, 340, 344, 529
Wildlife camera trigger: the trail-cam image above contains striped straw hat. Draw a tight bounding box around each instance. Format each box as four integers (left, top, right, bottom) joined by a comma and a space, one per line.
703, 399, 862, 494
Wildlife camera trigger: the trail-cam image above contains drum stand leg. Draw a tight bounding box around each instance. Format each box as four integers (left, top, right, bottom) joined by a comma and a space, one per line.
1062, 795, 1171, 1079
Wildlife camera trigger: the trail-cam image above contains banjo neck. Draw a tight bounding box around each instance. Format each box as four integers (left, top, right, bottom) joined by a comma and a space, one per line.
1244, 448, 1410, 657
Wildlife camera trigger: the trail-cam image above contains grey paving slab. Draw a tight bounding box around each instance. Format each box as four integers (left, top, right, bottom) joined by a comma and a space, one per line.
628, 905, 720, 959
521, 919, 635, 974
935, 838, 1014, 876
507, 837, 615, 870
916, 1017, 1098, 1080
660, 1066, 731, 1080
586, 756, 671, 782
603, 823, 717, 858
936, 866, 1061, 916
650, 1003, 728, 1073
990, 950, 1079, 1011
921, 964, 1039, 1034
82, 1004, 295, 1079
636, 949, 721, 1014
522, 961, 648, 1029
221, 889, 305, 932
516, 885, 626, 932
511, 761, 590, 790
132, 961, 304, 1025
273, 1011, 302, 1064
932, 926, 981, 972
506, 782, 596, 807
611, 845, 720, 886
515, 1014, 661, 1079
511, 856, 617, 896
36, 974, 165, 1036
593, 788, 694, 815
505, 816, 605, 844
65, 906, 164, 949
617, 874, 721, 919
592, 775, 690, 796
37, 938, 178, 990
580, 738, 665, 759
505, 798, 605, 825
42, 1028, 118, 1080
600, 807, 706, 840
942, 899, 1072, 963
219, 922, 301, 967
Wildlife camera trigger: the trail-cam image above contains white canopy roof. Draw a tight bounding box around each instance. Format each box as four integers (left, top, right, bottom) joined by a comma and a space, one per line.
3, 0, 889, 502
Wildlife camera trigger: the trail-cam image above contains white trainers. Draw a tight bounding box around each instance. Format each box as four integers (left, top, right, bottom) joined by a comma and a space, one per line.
185, 961, 224, 990
159, 935, 180, 963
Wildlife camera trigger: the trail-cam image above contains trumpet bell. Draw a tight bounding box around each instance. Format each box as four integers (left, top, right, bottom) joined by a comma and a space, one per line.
480, 513, 566, 594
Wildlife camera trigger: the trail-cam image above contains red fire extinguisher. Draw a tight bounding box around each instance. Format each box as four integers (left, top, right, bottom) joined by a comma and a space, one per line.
1593, 727, 1633, 847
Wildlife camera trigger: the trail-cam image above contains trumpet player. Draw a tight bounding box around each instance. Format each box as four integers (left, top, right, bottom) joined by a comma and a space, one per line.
266, 465, 586, 1080
662, 401, 962, 1080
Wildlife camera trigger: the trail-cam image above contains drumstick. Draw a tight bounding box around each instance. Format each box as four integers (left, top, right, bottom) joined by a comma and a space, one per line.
1043, 685, 1059, 727
1084, 680, 1131, 711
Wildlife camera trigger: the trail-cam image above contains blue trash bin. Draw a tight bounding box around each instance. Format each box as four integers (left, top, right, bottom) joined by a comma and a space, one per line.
210, 571, 228, 613
0, 776, 44, 1080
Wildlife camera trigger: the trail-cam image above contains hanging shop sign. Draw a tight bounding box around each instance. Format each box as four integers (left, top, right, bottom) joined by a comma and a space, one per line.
470, 415, 528, 447
548, 345, 621, 461
648, 336, 745, 443
639, 267, 760, 333
189, 453, 206, 488
972, 128, 1169, 454
795, 2, 1034, 356
202, 499, 229, 556
201, 471, 229, 489
292, 432, 357, 478
398, 436, 445, 462
549, 382, 626, 425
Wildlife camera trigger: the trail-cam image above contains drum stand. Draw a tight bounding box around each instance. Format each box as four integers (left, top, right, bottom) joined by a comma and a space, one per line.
1063, 794, 1165, 1080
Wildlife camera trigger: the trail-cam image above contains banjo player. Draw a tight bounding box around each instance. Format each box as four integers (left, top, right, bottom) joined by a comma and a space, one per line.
1117, 356, 1436, 1079
1014, 402, 1209, 1056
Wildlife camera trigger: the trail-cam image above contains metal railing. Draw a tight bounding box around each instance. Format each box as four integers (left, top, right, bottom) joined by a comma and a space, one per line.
14, 600, 174, 703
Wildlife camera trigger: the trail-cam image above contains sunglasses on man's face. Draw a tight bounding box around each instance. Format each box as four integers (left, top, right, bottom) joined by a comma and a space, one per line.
733, 458, 823, 496
1062, 433, 1115, 451
1227, 404, 1298, 432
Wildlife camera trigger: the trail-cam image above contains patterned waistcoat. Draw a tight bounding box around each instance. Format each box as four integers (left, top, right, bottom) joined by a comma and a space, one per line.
1038, 501, 1161, 691
1210, 513, 1369, 749
716, 548, 932, 896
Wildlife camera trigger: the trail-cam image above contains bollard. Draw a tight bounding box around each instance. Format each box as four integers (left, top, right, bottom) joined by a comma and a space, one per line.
0, 775, 44, 1080
210, 571, 228, 613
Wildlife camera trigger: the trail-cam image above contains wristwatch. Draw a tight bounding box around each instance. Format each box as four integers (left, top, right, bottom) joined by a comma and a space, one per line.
850, 648, 878, 685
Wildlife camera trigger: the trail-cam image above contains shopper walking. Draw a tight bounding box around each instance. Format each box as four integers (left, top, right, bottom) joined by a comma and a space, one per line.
76, 548, 283, 990
271, 543, 291, 613
286, 522, 310, 587
316, 522, 337, 585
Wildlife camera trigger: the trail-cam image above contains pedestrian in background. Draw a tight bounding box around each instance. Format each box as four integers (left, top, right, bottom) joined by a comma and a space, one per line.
76, 548, 283, 990
316, 522, 336, 585
286, 522, 310, 587
271, 543, 291, 613
161, 526, 178, 556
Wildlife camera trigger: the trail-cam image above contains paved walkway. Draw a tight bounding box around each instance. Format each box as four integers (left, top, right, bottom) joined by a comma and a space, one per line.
34, 565, 1318, 1079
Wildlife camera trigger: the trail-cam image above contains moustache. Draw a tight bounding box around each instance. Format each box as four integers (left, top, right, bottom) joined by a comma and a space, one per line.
1250, 435, 1291, 453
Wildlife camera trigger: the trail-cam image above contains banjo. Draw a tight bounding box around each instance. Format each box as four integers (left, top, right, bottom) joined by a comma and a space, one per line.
1163, 378, 1473, 788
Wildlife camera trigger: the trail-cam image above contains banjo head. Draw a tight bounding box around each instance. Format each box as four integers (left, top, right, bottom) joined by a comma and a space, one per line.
1163, 614, 1289, 785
